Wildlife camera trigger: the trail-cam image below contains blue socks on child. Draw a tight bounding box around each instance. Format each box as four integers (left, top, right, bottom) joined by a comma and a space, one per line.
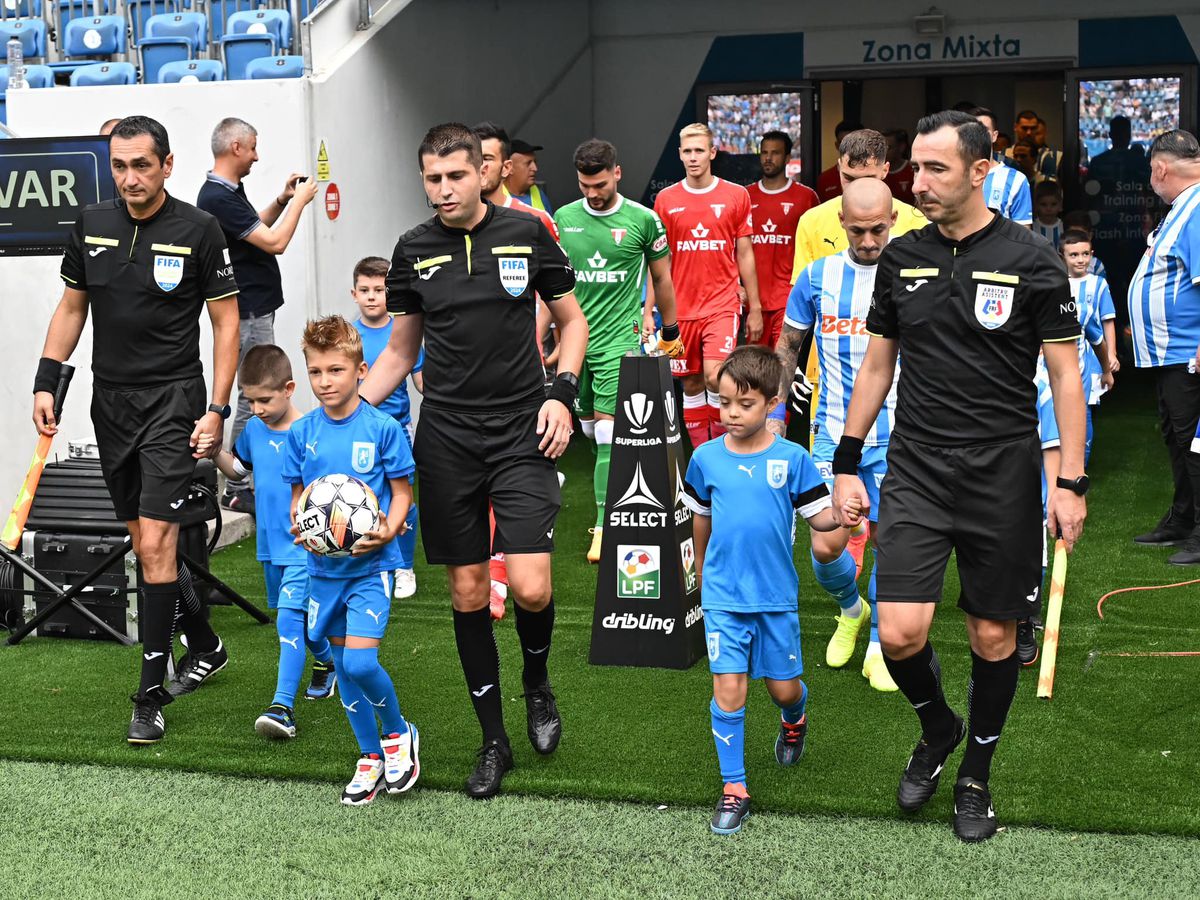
271, 608, 333, 708
331, 643, 407, 755
710, 699, 747, 784
812, 549, 860, 615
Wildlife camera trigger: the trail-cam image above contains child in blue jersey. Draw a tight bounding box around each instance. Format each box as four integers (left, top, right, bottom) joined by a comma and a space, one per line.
202, 345, 337, 740
1033, 181, 1064, 248
284, 315, 419, 806
351, 256, 424, 601
1061, 229, 1117, 464
682, 345, 850, 835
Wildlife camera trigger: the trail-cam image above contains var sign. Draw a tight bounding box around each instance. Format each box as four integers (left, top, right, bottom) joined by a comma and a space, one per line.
0, 136, 116, 256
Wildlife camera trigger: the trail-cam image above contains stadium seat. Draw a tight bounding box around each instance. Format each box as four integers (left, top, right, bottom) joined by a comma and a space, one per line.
70, 60, 136, 86
245, 54, 303, 80
206, 0, 255, 45
221, 34, 275, 82
0, 17, 47, 59
139, 12, 206, 84
0, 0, 42, 20
125, 0, 175, 47
54, 0, 109, 40
0, 62, 53, 125
157, 57, 223, 83
225, 9, 291, 52
62, 15, 126, 57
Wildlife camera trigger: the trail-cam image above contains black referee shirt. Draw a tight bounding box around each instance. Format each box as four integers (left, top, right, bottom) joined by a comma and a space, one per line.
866, 214, 1080, 447
61, 194, 238, 387
387, 202, 575, 412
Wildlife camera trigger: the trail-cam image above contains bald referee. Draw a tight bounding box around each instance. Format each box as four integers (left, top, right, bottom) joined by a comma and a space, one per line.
362, 123, 587, 798
33, 116, 241, 745
831, 111, 1087, 842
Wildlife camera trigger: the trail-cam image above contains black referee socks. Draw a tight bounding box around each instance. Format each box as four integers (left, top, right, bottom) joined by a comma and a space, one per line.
958, 650, 1020, 784
514, 597, 555, 688
884, 641, 957, 744
176, 563, 219, 654
138, 582, 178, 695
453, 606, 507, 743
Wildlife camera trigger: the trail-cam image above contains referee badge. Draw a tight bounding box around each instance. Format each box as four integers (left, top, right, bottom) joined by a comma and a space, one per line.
767, 459, 789, 489
153, 254, 184, 292
351, 441, 376, 474
498, 257, 529, 297
974, 283, 1014, 330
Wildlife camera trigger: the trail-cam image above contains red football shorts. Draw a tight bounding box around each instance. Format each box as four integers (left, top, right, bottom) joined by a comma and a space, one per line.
671, 310, 741, 377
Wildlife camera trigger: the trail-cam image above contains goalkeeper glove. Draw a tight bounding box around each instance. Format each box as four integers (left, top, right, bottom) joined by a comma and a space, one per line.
658, 322, 685, 359
789, 367, 814, 418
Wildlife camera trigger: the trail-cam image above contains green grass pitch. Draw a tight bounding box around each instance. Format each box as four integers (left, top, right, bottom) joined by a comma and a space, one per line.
0, 374, 1197, 895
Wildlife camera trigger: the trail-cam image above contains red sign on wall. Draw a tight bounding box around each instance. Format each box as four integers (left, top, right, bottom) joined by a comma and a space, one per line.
325, 183, 340, 220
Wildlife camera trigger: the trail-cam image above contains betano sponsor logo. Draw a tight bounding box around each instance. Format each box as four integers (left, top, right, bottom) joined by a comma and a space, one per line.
821, 315, 870, 335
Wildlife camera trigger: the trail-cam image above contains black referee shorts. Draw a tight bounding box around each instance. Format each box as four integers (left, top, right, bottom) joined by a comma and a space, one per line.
874, 432, 1044, 621
91, 376, 205, 523
413, 404, 561, 566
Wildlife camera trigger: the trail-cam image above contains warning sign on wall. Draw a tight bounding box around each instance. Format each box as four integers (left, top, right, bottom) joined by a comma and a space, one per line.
325, 182, 340, 220
316, 141, 331, 182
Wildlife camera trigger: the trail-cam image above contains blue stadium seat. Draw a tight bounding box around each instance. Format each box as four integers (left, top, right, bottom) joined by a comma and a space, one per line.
125, 0, 175, 47
0, 17, 47, 59
245, 54, 303, 80
139, 12, 206, 84
0, 62, 53, 122
225, 9, 291, 52
157, 57, 222, 83
62, 15, 126, 57
69, 60, 136, 86
221, 35, 275, 81
205, 0, 255, 45
55, 0, 109, 35
0, 0, 42, 20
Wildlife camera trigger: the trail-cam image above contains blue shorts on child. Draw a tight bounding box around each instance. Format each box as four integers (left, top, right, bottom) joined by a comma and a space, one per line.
705, 608, 803, 681
307, 571, 394, 642
264, 563, 308, 612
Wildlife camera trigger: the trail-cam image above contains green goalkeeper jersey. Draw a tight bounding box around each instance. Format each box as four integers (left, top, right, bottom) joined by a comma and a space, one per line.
554, 195, 669, 359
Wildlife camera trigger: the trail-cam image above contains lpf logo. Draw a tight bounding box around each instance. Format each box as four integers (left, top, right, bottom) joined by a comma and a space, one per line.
617, 545, 660, 599
680, 538, 697, 593
624, 392, 654, 435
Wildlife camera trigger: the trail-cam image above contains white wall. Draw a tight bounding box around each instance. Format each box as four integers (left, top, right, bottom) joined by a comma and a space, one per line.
2, 79, 317, 499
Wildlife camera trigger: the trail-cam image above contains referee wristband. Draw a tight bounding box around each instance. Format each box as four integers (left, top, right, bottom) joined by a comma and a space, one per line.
33, 357, 62, 395
661, 321, 680, 342
831, 436, 865, 476
546, 374, 579, 408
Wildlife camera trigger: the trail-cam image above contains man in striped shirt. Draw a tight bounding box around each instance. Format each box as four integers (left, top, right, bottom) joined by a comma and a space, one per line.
972, 108, 1032, 226
1128, 130, 1200, 565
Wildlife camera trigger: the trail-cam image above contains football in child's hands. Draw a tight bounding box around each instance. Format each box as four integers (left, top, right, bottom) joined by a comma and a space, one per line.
296, 473, 381, 557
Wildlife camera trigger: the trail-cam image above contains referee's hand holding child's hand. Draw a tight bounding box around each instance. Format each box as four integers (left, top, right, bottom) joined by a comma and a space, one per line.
842, 496, 865, 528
192, 428, 216, 456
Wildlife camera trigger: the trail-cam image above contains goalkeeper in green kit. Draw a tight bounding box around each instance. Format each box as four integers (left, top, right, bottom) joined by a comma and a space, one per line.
554, 139, 685, 563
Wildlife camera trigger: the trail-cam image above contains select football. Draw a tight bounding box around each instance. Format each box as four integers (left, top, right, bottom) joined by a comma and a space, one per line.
296, 473, 381, 557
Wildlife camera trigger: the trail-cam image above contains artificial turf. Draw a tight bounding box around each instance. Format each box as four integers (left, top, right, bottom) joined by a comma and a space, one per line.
5, 759, 1198, 900
0, 372, 1197, 839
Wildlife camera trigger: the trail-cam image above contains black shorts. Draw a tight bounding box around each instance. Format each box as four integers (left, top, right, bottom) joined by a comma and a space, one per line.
874, 432, 1043, 621
91, 376, 205, 523
413, 404, 561, 565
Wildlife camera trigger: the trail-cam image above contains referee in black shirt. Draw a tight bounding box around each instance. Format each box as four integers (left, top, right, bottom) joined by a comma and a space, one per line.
33, 116, 241, 745
361, 123, 587, 798
831, 111, 1088, 842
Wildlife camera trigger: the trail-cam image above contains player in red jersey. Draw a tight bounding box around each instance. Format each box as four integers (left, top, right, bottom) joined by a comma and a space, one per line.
654, 123, 761, 448
747, 130, 818, 350
815, 120, 862, 202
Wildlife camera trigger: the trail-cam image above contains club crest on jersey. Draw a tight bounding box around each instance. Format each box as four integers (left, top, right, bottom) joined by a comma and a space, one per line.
707, 632, 720, 661
974, 283, 1014, 329
351, 441, 375, 473
767, 459, 789, 488
611, 227, 627, 245
498, 257, 528, 297
782, 202, 793, 215
153, 254, 184, 292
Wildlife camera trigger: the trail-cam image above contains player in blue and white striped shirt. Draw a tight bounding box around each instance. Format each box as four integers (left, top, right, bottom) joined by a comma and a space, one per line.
771, 178, 900, 691
1060, 230, 1116, 463
1127, 131, 1200, 563
972, 108, 1033, 225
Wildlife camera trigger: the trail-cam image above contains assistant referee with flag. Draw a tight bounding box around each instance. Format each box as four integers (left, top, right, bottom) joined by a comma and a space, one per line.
362, 123, 587, 799
831, 111, 1087, 842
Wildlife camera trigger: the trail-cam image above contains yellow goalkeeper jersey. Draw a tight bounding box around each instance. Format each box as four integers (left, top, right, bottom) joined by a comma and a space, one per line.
790, 196, 928, 283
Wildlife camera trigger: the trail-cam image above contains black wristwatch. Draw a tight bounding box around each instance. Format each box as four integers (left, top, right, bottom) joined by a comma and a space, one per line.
208, 403, 232, 420
556, 371, 580, 391
1056, 475, 1090, 496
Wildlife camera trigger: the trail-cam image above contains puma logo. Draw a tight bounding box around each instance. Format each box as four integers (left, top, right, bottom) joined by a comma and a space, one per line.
472, 684, 494, 698
823, 237, 837, 248
365, 609, 382, 625
280, 586, 295, 600
904, 279, 928, 292
305, 441, 319, 455
738, 465, 755, 478
370, 695, 388, 708
268, 439, 284, 453
712, 729, 734, 746
342, 700, 359, 713
279, 636, 299, 650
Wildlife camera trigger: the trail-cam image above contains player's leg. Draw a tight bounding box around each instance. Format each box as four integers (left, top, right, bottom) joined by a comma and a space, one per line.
574, 358, 602, 562
490, 414, 564, 757
488, 508, 507, 619
705, 609, 752, 834
675, 319, 709, 449
587, 357, 620, 564
950, 435, 1042, 841
254, 564, 298, 738
809, 434, 867, 667
223, 311, 274, 513
874, 436, 963, 809
859, 446, 897, 691
703, 311, 740, 439
343, 575, 419, 794
393, 422, 419, 600
758, 611, 808, 766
